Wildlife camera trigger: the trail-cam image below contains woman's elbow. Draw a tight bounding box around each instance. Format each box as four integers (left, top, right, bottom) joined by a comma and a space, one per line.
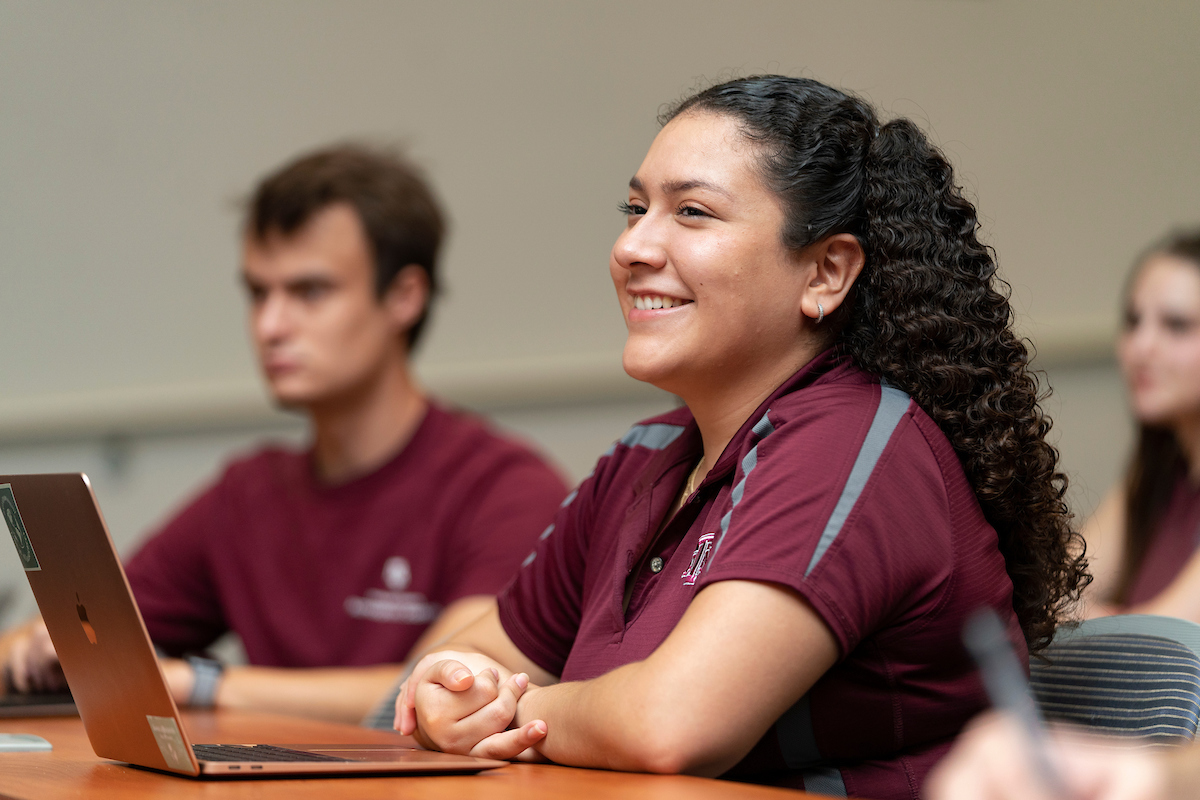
614, 720, 735, 776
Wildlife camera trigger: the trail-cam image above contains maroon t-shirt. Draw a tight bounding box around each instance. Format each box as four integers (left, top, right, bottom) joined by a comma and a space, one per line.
125, 402, 568, 668
498, 351, 1024, 800
1126, 470, 1200, 606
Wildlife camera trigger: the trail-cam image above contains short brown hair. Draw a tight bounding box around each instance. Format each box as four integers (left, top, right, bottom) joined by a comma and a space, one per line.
245, 144, 446, 348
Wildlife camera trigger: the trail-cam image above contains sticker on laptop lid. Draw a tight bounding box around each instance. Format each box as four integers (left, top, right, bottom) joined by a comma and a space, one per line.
1, 484, 40, 572
147, 715, 193, 772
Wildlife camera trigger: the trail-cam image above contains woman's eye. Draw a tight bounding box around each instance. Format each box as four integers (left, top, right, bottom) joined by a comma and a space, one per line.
618, 201, 646, 216
678, 205, 710, 218
1164, 315, 1196, 335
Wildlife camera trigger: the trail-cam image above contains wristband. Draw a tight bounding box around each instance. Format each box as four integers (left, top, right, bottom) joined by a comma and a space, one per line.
184, 655, 224, 709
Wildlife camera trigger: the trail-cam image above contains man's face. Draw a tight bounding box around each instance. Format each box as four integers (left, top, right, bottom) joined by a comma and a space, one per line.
241, 203, 409, 409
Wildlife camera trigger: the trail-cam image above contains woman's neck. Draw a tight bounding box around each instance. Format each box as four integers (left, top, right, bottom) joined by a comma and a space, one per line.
678, 344, 822, 478
1174, 415, 1200, 483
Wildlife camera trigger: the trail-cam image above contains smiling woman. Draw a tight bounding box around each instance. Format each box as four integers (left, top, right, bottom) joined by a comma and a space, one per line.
393, 76, 1089, 800
1079, 230, 1200, 617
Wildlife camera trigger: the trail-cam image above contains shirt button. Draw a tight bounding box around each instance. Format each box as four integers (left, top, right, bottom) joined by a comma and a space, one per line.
650, 557, 664, 574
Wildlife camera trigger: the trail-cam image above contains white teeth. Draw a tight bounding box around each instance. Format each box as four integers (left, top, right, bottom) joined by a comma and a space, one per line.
633, 294, 686, 310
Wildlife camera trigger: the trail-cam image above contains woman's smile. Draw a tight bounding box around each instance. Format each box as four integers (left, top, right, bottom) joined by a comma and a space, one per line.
630, 293, 691, 311
609, 111, 810, 399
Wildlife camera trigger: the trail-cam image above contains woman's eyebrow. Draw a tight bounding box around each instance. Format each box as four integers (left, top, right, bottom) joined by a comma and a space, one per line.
627, 175, 732, 198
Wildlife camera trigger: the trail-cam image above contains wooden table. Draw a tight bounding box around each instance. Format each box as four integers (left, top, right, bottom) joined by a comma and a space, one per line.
0, 710, 828, 799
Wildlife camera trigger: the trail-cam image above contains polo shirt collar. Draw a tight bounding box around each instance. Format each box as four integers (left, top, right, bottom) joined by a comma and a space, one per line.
629, 348, 851, 500
702, 347, 847, 486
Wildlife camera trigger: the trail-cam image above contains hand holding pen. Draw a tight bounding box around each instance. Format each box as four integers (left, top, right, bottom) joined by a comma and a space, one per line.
924, 609, 1173, 800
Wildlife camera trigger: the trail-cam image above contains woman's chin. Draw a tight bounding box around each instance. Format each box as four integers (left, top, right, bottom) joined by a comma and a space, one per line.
1133, 402, 1194, 431
621, 347, 682, 392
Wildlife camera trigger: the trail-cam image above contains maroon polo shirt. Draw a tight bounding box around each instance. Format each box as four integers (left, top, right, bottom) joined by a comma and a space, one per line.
498, 350, 1024, 800
1126, 469, 1200, 607
126, 402, 568, 668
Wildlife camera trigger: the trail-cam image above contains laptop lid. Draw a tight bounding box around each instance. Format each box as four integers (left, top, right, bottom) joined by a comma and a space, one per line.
1, 473, 502, 777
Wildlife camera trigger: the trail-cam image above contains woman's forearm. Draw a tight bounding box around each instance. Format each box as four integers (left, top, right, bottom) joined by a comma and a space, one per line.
511, 581, 837, 777
515, 661, 736, 776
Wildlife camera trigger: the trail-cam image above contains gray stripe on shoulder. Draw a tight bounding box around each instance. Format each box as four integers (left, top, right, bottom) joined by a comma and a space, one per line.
619, 422, 686, 451
752, 413, 776, 439
802, 767, 848, 797
805, 385, 911, 577
711, 411, 776, 560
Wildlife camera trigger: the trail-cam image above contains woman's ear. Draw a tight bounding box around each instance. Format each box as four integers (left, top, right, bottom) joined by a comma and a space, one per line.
382, 264, 431, 345
800, 233, 865, 324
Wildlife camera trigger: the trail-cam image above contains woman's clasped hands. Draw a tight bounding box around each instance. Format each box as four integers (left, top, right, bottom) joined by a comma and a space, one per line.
394, 650, 548, 761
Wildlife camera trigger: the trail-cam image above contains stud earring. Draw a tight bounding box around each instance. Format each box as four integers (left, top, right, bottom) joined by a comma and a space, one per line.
816, 302, 824, 325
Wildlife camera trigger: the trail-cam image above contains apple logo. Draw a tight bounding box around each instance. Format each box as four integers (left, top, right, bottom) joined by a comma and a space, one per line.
76, 593, 97, 644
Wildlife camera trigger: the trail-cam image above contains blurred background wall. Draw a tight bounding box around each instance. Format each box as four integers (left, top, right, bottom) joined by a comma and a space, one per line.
1, 0, 1198, 626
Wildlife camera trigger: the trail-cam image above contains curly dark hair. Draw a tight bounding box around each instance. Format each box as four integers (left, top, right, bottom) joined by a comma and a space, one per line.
664, 76, 1090, 652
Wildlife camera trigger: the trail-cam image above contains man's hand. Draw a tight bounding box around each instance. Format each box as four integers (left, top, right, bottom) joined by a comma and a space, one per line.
0, 616, 66, 695
409, 660, 545, 760
159, 658, 196, 706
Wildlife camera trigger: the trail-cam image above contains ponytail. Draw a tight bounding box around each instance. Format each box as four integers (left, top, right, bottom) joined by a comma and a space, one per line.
664, 75, 1089, 652
845, 119, 1088, 651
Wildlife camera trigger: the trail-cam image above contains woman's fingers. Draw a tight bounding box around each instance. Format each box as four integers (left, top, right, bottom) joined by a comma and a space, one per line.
396, 658, 478, 735
392, 679, 412, 733
468, 719, 547, 761
459, 672, 528, 736
397, 652, 514, 735
414, 670, 534, 755
413, 663, 506, 752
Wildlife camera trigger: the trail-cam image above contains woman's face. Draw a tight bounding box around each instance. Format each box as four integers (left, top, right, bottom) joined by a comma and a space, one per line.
610, 112, 812, 400
1118, 253, 1200, 428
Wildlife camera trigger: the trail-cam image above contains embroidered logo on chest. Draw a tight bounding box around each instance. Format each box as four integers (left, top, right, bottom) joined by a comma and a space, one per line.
342, 556, 440, 625
681, 532, 715, 586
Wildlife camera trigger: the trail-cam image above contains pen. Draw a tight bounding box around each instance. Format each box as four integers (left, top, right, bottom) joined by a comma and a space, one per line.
963, 607, 1068, 796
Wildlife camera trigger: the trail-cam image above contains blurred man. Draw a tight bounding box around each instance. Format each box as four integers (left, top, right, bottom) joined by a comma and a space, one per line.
0, 145, 567, 721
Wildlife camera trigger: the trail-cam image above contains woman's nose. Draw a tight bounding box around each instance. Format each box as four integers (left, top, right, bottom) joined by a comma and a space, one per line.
1120, 320, 1157, 364
612, 216, 668, 272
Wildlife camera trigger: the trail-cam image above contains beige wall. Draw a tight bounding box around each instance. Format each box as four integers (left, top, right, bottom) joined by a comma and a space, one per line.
0, 1, 1196, 620
1, 1, 1197, 423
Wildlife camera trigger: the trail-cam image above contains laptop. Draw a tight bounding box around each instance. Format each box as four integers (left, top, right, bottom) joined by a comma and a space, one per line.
0, 473, 504, 777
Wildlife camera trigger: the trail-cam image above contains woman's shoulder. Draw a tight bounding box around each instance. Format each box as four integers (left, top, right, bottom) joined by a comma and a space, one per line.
770, 363, 913, 441
764, 368, 963, 499
572, 406, 696, 495
610, 406, 694, 451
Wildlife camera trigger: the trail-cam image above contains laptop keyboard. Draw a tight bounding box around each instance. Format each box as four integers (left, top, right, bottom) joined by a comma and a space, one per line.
193, 744, 351, 763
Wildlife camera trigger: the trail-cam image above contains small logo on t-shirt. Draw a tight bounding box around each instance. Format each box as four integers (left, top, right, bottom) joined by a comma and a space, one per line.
682, 532, 715, 586
383, 556, 412, 591
343, 556, 440, 625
